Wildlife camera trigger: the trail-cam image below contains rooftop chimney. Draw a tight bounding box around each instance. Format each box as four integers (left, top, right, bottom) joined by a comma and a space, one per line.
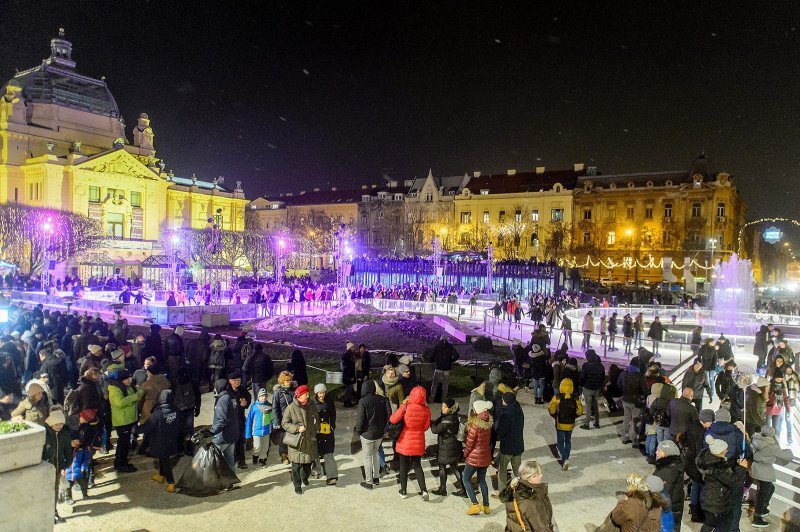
535, 167, 545, 174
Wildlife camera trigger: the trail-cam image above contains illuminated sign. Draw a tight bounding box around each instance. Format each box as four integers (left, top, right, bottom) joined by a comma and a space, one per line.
763, 226, 782, 244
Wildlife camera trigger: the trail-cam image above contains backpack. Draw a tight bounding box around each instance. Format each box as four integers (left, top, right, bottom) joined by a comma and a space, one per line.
652, 407, 667, 426
556, 394, 578, 424
240, 341, 254, 362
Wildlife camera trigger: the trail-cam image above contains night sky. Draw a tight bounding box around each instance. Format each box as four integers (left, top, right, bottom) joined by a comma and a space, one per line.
2, 1, 799, 222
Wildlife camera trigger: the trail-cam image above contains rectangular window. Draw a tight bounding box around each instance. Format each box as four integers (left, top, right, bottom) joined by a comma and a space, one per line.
551, 208, 564, 222
608, 206, 616, 220
583, 232, 592, 244
664, 203, 672, 219
499, 211, 506, 223
460, 212, 472, 224
717, 202, 725, 218
692, 202, 702, 218
607, 231, 616, 245
514, 209, 522, 222
531, 209, 539, 222
105, 212, 124, 238
583, 208, 592, 221
480, 189, 489, 195
483, 211, 489, 224
425, 192, 434, 202
377, 211, 384, 220
626, 206, 634, 219
130, 191, 141, 207
644, 207, 653, 219
13, 188, 18, 202
361, 215, 367, 224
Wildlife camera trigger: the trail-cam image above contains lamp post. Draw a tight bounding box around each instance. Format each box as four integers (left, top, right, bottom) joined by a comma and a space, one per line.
708, 237, 718, 279
41, 217, 54, 293
333, 224, 348, 298
168, 233, 180, 291
624, 228, 633, 286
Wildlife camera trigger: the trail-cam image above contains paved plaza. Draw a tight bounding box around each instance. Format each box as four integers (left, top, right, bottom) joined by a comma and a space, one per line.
55, 382, 778, 532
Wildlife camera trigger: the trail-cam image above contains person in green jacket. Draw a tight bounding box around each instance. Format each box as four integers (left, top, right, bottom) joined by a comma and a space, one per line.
107, 369, 143, 473
42, 406, 76, 524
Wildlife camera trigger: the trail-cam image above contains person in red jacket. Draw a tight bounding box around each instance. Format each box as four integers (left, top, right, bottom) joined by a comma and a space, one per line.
390, 385, 431, 500
463, 399, 494, 516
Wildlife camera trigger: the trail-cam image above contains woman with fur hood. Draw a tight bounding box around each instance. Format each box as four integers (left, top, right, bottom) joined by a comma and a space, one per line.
463, 399, 494, 515
429, 398, 463, 497
499, 460, 555, 532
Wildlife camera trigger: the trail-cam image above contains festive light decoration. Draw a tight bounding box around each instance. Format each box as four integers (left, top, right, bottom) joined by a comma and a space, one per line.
737, 217, 800, 255
558, 255, 715, 270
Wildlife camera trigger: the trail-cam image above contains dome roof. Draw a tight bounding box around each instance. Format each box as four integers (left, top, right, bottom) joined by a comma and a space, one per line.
2, 29, 119, 117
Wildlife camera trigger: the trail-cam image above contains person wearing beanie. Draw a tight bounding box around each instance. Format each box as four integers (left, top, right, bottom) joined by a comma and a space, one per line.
463, 399, 493, 515
429, 398, 463, 497
341, 342, 357, 408
311, 382, 338, 485
399, 364, 417, 398
11, 379, 51, 425
272, 370, 295, 465
696, 435, 748, 529
282, 381, 320, 494
654, 439, 685, 528
705, 407, 748, 463
42, 406, 74, 524
610, 472, 666, 532
210, 378, 240, 470
245, 387, 273, 467
750, 425, 793, 527
548, 377, 583, 471
107, 369, 143, 473
681, 408, 715, 523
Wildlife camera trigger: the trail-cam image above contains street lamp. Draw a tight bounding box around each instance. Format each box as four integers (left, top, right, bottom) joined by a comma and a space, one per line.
624, 228, 635, 287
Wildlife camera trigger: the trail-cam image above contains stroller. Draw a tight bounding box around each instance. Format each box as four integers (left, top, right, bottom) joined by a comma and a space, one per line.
176, 430, 241, 496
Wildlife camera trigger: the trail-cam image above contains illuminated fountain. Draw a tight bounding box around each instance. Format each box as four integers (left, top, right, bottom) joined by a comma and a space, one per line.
709, 253, 755, 335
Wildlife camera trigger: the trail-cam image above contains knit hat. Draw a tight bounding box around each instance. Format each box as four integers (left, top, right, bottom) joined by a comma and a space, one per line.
472, 400, 493, 415
444, 398, 457, 409
705, 435, 728, 456
657, 440, 680, 457
228, 370, 242, 380
257, 388, 268, 398
87, 344, 102, 355
294, 384, 309, 398
398, 355, 412, 366
346, 341, 355, 350
698, 409, 715, 423
398, 364, 409, 375
117, 369, 131, 381
761, 426, 776, 438
645, 475, 665, 493
45, 408, 66, 427
314, 383, 327, 394
715, 408, 732, 423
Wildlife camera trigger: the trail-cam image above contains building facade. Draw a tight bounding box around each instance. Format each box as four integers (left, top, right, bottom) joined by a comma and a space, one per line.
0, 30, 248, 278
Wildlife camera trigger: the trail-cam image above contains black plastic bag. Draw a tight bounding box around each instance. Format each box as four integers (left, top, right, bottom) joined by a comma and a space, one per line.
176, 442, 241, 496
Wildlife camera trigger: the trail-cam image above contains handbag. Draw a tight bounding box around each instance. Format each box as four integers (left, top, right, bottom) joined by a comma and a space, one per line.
387, 418, 404, 440
319, 421, 331, 435
282, 430, 304, 449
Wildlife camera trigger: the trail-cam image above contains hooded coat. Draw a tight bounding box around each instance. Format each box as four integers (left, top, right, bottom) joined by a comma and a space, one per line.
430, 404, 462, 465
464, 410, 493, 468
313, 394, 336, 455
654, 455, 685, 514
496, 392, 525, 456
108, 379, 143, 427
211, 387, 240, 445
355, 380, 390, 440
750, 432, 793, 482
579, 351, 605, 391
499, 481, 555, 532
390, 386, 431, 456
287, 350, 308, 386
141, 389, 179, 459
282, 397, 320, 464
705, 420, 746, 460
696, 449, 747, 515
548, 378, 584, 431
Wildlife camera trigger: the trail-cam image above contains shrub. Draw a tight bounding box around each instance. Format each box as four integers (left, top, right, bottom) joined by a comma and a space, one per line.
473, 336, 494, 354
0, 421, 30, 435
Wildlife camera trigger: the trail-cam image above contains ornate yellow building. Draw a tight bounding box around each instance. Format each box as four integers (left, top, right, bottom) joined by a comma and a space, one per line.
0, 30, 248, 277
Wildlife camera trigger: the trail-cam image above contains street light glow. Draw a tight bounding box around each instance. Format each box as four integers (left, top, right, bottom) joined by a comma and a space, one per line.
170, 234, 180, 244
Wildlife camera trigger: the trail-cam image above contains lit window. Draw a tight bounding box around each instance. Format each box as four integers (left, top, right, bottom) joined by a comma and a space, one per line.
480, 189, 489, 195
551, 208, 564, 222
692, 202, 701, 218
664, 203, 672, 219
130, 191, 141, 207
583, 208, 592, 221
644, 207, 653, 219
483, 211, 489, 224
531, 209, 539, 222
626, 206, 634, 219
461, 212, 472, 224
607, 231, 616, 245
608, 206, 616, 220
377, 211, 384, 220
89, 186, 101, 203
515, 209, 522, 222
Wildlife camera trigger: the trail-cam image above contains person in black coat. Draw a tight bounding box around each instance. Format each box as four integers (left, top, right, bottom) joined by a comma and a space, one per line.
38, 348, 67, 405
288, 349, 308, 387
495, 391, 525, 493
579, 350, 605, 429
227, 371, 251, 470
141, 389, 180, 490
753, 325, 769, 369
242, 343, 274, 397
210, 379, 240, 470
354, 380, 390, 486
184, 330, 210, 390
529, 345, 550, 404
696, 436, 748, 529
355, 344, 371, 400
142, 324, 164, 367
341, 343, 357, 407
430, 335, 459, 403
311, 383, 338, 485
653, 440, 686, 528
430, 398, 463, 496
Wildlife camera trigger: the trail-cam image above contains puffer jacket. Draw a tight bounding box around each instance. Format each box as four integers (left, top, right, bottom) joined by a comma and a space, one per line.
271, 384, 294, 430
696, 449, 747, 515
208, 339, 226, 369
141, 390, 179, 459
705, 421, 746, 460
211, 389, 239, 445
499, 480, 555, 532
463, 410, 493, 468
750, 432, 793, 482
355, 380, 390, 440
618, 364, 648, 406
390, 386, 431, 457
282, 398, 320, 464
654, 455, 685, 514
548, 378, 583, 431
108, 380, 143, 427
244, 399, 273, 439
430, 407, 462, 465
610, 496, 661, 532
42, 425, 73, 470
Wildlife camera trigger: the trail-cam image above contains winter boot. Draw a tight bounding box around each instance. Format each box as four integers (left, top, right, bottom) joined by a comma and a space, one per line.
252, 455, 259, 466
466, 504, 481, 515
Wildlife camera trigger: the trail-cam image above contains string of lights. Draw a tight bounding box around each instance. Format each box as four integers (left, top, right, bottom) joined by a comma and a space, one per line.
558, 255, 715, 270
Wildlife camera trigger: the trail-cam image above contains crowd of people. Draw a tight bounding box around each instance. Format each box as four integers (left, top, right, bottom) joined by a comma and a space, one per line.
1, 293, 798, 529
